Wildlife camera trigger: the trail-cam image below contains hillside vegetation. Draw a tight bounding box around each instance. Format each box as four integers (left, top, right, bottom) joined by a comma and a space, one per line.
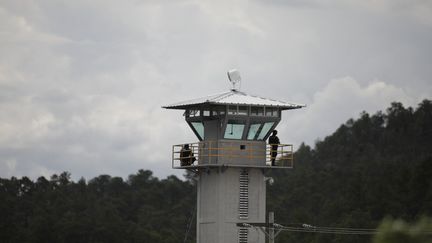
268, 100, 432, 242
1, 100, 431, 243
0, 171, 196, 243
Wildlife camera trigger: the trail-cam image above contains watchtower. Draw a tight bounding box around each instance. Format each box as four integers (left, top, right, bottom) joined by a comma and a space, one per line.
163, 71, 305, 243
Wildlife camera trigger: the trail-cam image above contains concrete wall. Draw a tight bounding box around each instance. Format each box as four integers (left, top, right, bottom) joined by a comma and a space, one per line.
197, 167, 266, 243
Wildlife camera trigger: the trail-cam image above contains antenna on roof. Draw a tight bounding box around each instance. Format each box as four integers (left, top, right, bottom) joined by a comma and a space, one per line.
227, 69, 241, 91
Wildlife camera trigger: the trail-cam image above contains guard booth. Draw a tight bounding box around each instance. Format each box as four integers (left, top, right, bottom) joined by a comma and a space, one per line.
163, 73, 304, 243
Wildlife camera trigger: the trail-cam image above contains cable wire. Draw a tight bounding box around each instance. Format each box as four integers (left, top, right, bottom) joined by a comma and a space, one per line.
245, 223, 432, 236
276, 225, 377, 235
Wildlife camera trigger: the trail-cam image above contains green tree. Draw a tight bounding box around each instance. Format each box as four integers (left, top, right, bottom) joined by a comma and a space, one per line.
374, 218, 432, 243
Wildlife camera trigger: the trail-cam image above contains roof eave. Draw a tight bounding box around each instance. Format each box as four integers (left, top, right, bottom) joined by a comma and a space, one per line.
162, 102, 306, 110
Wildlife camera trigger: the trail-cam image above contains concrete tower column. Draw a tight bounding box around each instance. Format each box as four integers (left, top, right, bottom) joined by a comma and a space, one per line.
197, 168, 266, 243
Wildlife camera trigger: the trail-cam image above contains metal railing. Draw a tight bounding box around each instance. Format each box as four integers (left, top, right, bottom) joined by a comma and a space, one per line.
172, 140, 293, 169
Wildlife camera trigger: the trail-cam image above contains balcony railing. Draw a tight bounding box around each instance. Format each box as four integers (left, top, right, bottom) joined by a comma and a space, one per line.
172, 140, 294, 169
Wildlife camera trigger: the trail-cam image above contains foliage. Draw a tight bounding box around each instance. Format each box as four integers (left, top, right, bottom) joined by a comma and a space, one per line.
373, 218, 432, 243
0, 170, 196, 243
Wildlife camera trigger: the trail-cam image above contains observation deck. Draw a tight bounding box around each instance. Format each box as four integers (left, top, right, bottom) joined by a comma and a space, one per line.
172, 141, 294, 170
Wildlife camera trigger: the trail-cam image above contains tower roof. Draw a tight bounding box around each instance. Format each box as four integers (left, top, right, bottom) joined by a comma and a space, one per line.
163, 90, 305, 110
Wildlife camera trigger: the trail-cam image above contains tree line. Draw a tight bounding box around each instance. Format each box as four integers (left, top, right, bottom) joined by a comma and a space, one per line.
0, 171, 195, 243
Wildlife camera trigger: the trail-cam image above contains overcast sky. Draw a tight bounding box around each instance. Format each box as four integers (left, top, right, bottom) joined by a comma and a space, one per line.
0, 0, 431, 181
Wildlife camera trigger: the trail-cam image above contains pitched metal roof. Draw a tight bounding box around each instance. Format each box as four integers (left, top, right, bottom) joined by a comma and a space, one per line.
163, 90, 306, 110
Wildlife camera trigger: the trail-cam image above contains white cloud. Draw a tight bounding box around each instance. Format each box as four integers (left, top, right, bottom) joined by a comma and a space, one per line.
0, 159, 17, 178
0, 0, 430, 181
346, 0, 432, 26
278, 77, 425, 148
0, 6, 70, 44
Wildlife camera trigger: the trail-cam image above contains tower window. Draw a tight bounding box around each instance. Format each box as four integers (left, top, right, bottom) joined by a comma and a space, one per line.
224, 120, 245, 139
265, 107, 279, 117
251, 107, 264, 116
257, 122, 274, 140
238, 106, 248, 115
228, 105, 238, 115
247, 123, 262, 140
188, 109, 199, 117
191, 122, 204, 140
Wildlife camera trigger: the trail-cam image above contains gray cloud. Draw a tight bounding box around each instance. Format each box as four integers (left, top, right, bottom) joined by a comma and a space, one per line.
0, 0, 430, 180
278, 77, 425, 148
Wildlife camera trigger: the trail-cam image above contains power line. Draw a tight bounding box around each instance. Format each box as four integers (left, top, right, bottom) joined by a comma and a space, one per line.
278, 223, 379, 231
238, 222, 432, 236
276, 225, 377, 235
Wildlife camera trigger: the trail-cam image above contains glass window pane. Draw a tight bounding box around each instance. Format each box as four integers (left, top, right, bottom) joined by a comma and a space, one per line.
247, 123, 262, 140
266, 107, 274, 116
238, 106, 248, 115
265, 107, 279, 117
189, 109, 199, 117
228, 105, 237, 115
203, 110, 210, 116
224, 120, 245, 139
257, 122, 274, 140
251, 107, 264, 116
212, 107, 226, 116
191, 122, 204, 140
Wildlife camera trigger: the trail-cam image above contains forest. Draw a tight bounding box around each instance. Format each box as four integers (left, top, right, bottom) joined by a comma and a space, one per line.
1, 100, 431, 243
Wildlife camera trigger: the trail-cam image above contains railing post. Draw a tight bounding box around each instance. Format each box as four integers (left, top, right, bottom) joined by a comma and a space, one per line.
281, 145, 284, 166
269, 211, 275, 243
172, 145, 175, 168
291, 144, 294, 167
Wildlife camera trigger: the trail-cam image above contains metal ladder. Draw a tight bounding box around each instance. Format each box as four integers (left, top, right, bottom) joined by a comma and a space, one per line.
238, 169, 249, 243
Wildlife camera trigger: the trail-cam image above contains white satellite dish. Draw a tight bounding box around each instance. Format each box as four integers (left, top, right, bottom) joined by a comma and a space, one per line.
227, 69, 241, 91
